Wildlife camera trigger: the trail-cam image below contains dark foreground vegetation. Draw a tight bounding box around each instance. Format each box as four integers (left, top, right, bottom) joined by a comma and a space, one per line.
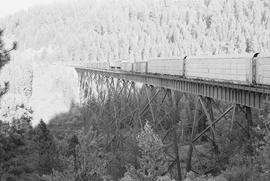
1, 82, 270, 181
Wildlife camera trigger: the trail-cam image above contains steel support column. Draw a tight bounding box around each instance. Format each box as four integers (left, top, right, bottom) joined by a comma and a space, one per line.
186, 96, 234, 174
167, 89, 183, 181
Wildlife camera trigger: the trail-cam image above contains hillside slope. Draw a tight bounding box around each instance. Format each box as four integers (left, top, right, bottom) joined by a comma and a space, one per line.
1, 0, 270, 61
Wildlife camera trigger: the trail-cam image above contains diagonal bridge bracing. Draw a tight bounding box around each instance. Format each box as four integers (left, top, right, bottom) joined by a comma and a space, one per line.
74, 66, 270, 178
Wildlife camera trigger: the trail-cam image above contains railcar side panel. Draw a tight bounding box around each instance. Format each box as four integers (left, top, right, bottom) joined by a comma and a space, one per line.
120, 61, 133, 71
185, 56, 252, 83
256, 55, 270, 85
148, 58, 184, 76
133, 61, 148, 73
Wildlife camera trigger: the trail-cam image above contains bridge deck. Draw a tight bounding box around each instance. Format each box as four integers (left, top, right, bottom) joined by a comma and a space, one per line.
75, 66, 270, 109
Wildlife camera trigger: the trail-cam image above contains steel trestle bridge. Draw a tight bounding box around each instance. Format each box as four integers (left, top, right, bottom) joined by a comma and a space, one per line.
70, 58, 270, 176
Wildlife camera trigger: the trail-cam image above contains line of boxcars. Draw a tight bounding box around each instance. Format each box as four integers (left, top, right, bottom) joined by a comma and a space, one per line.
82, 53, 270, 85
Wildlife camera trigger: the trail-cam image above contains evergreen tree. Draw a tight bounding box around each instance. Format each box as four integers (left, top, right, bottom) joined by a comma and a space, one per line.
121, 122, 171, 181
34, 120, 59, 175
0, 120, 37, 180
0, 29, 16, 98
0, 30, 11, 69
67, 135, 79, 173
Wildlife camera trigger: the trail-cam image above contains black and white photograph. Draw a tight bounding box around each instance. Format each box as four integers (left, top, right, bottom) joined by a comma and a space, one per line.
0, 0, 270, 180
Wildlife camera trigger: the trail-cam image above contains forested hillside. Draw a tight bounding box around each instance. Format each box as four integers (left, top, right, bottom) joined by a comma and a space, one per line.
1, 0, 270, 62
0, 0, 270, 181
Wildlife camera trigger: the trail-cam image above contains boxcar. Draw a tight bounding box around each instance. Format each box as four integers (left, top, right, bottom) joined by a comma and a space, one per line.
133, 61, 148, 73
148, 57, 184, 76
256, 54, 270, 85
109, 61, 121, 69
120, 61, 133, 72
185, 54, 253, 84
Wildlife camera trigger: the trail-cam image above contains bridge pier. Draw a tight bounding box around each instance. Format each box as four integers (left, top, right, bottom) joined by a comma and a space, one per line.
167, 89, 183, 181
186, 96, 254, 174
186, 97, 233, 174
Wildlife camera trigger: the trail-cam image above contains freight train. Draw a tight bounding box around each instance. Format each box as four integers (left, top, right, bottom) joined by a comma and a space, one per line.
81, 53, 270, 85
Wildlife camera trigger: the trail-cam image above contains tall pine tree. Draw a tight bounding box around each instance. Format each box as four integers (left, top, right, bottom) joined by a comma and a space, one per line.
34, 120, 60, 175
0, 29, 16, 99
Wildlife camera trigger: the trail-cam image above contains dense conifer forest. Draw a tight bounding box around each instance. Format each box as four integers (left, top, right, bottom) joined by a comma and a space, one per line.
0, 0, 270, 180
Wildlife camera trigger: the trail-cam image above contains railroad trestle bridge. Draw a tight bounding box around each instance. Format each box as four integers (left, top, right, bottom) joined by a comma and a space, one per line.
72, 64, 270, 177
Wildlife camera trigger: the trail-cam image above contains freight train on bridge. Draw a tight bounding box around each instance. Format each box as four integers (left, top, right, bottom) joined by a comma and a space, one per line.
75, 53, 270, 86
71, 53, 270, 173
